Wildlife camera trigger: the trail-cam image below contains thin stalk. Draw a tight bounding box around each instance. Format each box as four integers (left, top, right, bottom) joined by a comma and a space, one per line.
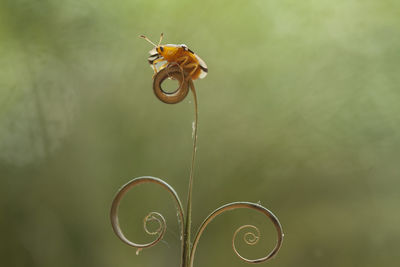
182, 81, 198, 267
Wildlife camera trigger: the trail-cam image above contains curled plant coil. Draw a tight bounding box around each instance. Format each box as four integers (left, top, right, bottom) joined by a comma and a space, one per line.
190, 202, 284, 266
152, 64, 193, 104
110, 176, 184, 255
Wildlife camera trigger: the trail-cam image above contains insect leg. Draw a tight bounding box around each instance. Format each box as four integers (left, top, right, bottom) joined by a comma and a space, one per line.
183, 62, 200, 78
152, 62, 170, 79
176, 56, 200, 78
152, 58, 165, 74
176, 56, 190, 66
158, 62, 169, 71
166, 62, 185, 81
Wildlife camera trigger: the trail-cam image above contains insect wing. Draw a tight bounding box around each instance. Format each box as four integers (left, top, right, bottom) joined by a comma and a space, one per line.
165, 44, 181, 47
148, 53, 161, 64
195, 54, 208, 79
149, 47, 158, 56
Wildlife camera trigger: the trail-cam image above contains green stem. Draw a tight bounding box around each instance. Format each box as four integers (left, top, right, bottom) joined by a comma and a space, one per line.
182, 81, 198, 267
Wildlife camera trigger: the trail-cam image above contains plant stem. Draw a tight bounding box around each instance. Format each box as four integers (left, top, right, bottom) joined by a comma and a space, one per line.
182, 81, 198, 267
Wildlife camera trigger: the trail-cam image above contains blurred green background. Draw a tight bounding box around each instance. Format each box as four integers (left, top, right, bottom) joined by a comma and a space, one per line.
1, 0, 399, 266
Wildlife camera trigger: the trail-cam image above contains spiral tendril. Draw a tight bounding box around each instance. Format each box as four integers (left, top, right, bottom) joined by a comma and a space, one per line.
153, 65, 191, 104
144, 212, 165, 235
189, 202, 283, 266
152, 64, 198, 265
110, 176, 184, 252
236, 225, 260, 246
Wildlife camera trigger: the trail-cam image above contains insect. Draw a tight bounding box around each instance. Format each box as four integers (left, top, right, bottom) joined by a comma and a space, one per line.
140, 33, 208, 80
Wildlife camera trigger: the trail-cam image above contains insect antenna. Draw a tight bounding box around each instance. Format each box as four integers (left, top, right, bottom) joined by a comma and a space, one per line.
139, 35, 157, 47
157, 33, 164, 46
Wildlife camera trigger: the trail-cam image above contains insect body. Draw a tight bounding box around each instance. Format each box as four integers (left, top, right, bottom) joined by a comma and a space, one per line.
140, 33, 208, 80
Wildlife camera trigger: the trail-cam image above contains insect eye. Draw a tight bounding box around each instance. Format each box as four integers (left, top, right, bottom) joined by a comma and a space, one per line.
159, 46, 164, 52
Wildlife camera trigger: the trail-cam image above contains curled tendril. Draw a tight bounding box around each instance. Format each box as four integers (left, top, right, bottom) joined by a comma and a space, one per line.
189, 202, 284, 266
235, 225, 260, 246
153, 64, 198, 266
143, 212, 165, 236
153, 65, 194, 104
110, 176, 185, 252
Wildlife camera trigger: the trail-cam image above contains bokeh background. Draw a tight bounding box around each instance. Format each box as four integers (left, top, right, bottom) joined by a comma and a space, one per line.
1, 0, 399, 266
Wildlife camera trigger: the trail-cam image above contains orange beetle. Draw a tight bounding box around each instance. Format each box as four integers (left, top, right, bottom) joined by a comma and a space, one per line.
140, 33, 208, 80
